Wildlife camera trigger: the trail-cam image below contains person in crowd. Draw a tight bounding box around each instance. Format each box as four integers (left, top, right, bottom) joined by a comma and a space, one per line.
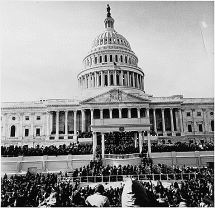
85, 184, 110, 207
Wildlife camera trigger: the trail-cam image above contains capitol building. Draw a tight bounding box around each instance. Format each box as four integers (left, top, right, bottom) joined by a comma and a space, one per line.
1, 5, 214, 159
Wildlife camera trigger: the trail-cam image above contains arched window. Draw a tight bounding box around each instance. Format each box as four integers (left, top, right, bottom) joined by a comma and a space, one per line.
105, 55, 107, 62
95, 57, 97, 64
129, 57, 131, 64
10, 125, 15, 137
125, 56, 127, 63
99, 56, 102, 63
110, 55, 113, 62
120, 55, 123, 62
115, 55, 118, 62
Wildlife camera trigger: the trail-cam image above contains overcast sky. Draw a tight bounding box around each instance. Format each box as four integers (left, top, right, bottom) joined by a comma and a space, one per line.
1, 1, 214, 102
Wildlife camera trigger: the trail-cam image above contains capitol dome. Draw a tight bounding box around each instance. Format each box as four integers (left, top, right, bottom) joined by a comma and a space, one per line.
77, 5, 145, 99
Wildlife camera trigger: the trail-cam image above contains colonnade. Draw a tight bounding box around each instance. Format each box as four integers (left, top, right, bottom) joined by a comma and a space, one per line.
3, 107, 213, 141
46, 107, 185, 139
78, 70, 144, 91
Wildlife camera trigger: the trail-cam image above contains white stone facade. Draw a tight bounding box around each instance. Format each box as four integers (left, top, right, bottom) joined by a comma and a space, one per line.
1, 7, 214, 154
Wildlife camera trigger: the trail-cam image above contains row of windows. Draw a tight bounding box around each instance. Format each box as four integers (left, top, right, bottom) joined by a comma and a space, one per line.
10, 125, 41, 137
186, 111, 214, 117
187, 120, 214, 132
11, 116, 41, 121
85, 54, 137, 67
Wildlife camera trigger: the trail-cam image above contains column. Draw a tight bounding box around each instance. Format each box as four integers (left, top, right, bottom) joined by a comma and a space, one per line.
147, 131, 151, 156
107, 70, 110, 86
202, 109, 208, 133
65, 110, 68, 139
42, 112, 46, 136
146, 108, 149, 118
31, 112, 35, 138
153, 109, 157, 133
101, 132, 105, 158
119, 108, 122, 119
73, 110, 77, 142
90, 109, 94, 126
170, 108, 175, 136
128, 108, 131, 118
191, 109, 195, 134
46, 111, 50, 138
120, 70, 123, 86
137, 108, 140, 118
137, 74, 140, 88
93, 132, 97, 159
55, 111, 59, 139
19, 113, 23, 139
134, 132, 137, 148
101, 71, 104, 87
138, 131, 143, 153
161, 109, 166, 136
127, 71, 130, 87
100, 109, 103, 119
109, 108, 112, 119
50, 112, 53, 135
132, 72, 135, 87
81, 109, 85, 132
142, 77, 144, 91
175, 110, 179, 131
92, 73, 95, 87
114, 70, 117, 86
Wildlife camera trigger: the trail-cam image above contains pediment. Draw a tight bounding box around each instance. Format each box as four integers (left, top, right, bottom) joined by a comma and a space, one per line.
81, 89, 150, 104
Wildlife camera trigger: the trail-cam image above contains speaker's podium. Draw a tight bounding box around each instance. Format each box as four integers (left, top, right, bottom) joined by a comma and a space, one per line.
28, 167, 37, 175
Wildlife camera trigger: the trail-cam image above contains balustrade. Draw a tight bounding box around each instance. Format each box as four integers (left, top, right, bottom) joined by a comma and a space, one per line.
58, 172, 199, 184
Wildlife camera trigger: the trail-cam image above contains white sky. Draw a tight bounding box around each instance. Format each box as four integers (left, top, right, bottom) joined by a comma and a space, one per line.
1, 1, 214, 102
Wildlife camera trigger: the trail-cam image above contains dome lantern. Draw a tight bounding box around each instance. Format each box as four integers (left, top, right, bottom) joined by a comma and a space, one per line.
104, 4, 114, 31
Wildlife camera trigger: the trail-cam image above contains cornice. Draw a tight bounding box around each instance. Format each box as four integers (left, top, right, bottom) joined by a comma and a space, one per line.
92, 124, 151, 128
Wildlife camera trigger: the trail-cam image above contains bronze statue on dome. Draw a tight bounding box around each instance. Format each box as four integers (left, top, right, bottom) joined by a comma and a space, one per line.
107, 4, 111, 17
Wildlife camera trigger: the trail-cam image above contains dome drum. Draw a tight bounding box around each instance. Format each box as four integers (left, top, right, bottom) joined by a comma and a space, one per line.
83, 52, 138, 69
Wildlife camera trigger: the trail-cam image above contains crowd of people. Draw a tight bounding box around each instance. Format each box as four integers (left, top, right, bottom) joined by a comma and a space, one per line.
1, 143, 92, 157
1, 164, 214, 207
1, 140, 214, 157
151, 141, 214, 152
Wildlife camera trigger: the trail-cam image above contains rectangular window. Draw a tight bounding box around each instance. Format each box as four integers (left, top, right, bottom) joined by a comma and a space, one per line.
187, 112, 191, 117
25, 116, 29, 120
36, 128, 40, 136
36, 116, 41, 120
25, 129, 29, 137
188, 124, 192, 132
199, 124, 203, 132
197, 112, 201, 116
